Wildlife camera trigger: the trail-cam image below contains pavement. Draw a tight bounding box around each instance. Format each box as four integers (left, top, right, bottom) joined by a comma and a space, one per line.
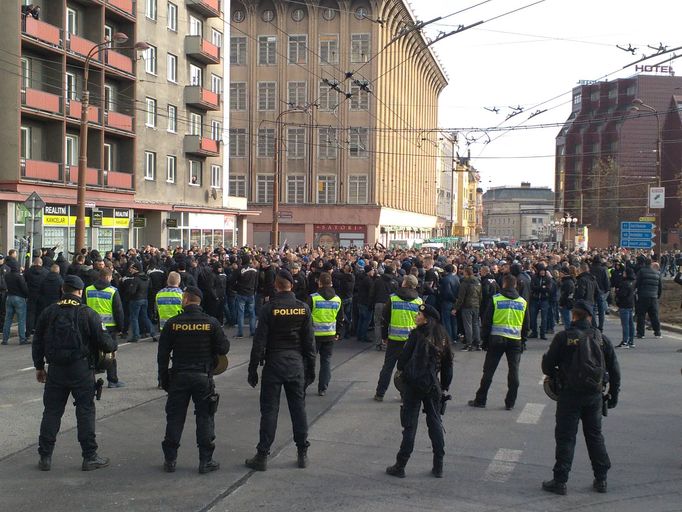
0, 317, 681, 512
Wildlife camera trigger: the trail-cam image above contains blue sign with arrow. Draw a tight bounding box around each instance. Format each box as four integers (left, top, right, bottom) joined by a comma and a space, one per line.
620, 221, 655, 249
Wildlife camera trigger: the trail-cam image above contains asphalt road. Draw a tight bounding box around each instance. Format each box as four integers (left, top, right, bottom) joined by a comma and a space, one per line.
0, 316, 680, 512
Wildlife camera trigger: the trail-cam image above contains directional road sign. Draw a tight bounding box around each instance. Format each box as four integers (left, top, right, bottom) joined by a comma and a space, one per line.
620, 221, 655, 249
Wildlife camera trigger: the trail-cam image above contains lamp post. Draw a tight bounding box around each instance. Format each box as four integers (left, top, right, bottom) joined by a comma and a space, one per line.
74, 34, 149, 252
631, 98, 662, 256
559, 214, 578, 251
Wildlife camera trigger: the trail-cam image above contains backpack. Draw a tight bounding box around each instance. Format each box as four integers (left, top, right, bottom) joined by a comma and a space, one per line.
45, 305, 87, 365
566, 329, 605, 393
403, 336, 440, 395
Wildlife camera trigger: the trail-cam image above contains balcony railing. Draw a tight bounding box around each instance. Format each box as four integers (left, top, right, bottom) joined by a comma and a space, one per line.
186, 0, 220, 17
106, 0, 135, 17
68, 34, 99, 59
22, 16, 62, 47
67, 166, 101, 186
184, 86, 220, 110
67, 100, 100, 123
105, 111, 134, 132
184, 35, 221, 64
22, 88, 62, 114
105, 49, 133, 74
21, 159, 62, 181
105, 170, 134, 189
184, 135, 220, 157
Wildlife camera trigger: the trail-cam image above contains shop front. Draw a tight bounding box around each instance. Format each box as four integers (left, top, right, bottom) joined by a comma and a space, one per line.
313, 224, 367, 248
166, 211, 236, 249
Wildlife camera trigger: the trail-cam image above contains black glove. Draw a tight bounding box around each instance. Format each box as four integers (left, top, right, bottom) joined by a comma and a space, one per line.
248, 369, 259, 388
304, 372, 315, 388
159, 371, 169, 392
607, 392, 618, 409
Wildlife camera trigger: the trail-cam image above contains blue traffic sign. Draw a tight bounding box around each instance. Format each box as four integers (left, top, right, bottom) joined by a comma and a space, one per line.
620, 221, 656, 249
621, 222, 654, 231
620, 239, 654, 249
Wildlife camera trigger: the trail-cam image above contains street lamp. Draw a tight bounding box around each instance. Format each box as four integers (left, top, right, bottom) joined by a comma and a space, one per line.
74, 34, 150, 252
559, 214, 578, 251
631, 98, 662, 256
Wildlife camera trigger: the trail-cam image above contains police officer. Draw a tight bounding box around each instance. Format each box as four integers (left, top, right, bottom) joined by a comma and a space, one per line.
245, 269, 316, 471
386, 304, 453, 479
157, 286, 229, 474
308, 272, 343, 396
85, 268, 125, 388
156, 271, 184, 330
32, 275, 117, 471
374, 275, 423, 401
468, 274, 529, 410
541, 300, 620, 495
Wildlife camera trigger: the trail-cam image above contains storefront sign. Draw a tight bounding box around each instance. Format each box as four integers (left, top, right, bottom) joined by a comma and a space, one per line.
189, 213, 225, 230
91, 210, 103, 227
634, 64, 674, 75
133, 217, 146, 228
313, 224, 366, 233
166, 218, 178, 228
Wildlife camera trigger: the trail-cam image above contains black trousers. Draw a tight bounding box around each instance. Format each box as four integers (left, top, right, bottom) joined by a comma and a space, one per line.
316, 338, 334, 392
553, 392, 610, 483
105, 330, 118, 383
257, 355, 308, 454
27, 296, 40, 335
39, 359, 97, 459
474, 340, 522, 407
162, 372, 215, 462
376, 340, 405, 396
635, 297, 661, 336
397, 387, 444, 461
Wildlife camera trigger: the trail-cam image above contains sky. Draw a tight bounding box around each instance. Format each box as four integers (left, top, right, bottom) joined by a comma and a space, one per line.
405, 0, 679, 192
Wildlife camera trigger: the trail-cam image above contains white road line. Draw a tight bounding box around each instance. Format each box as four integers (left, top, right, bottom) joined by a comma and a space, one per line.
118, 342, 130, 348
516, 403, 546, 424
0, 404, 14, 409
483, 449, 522, 483
22, 398, 42, 404
18, 367, 35, 372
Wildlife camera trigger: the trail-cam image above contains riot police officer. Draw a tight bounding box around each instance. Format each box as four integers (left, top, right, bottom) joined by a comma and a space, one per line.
32, 275, 117, 471
155, 271, 184, 330
157, 286, 229, 474
246, 270, 316, 471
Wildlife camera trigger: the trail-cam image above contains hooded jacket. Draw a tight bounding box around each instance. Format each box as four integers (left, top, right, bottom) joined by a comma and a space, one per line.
126, 272, 150, 301
5, 260, 29, 298
89, 278, 125, 329
24, 264, 48, 299
38, 271, 63, 310
575, 271, 598, 304
635, 264, 662, 299
559, 275, 576, 309
371, 272, 399, 304
481, 287, 530, 344
308, 286, 344, 337
454, 275, 482, 310
615, 269, 636, 309
381, 287, 420, 340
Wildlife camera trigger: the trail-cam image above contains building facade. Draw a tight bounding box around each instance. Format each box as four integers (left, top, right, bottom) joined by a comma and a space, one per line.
229, 0, 447, 247
482, 183, 554, 242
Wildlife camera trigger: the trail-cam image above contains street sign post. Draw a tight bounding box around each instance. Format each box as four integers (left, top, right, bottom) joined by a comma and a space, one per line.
620, 221, 655, 249
649, 187, 665, 209
23, 192, 46, 257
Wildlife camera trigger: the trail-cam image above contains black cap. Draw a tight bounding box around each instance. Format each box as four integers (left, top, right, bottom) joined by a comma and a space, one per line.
418, 303, 441, 322
184, 286, 203, 301
572, 300, 593, 317
0, 254, 5, 260
277, 269, 294, 286
63, 275, 85, 290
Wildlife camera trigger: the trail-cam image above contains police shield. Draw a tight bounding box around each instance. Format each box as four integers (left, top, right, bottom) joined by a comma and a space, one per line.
213, 354, 229, 375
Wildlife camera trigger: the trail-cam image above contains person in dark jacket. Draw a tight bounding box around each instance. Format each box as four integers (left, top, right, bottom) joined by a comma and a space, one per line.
438, 264, 459, 343
291, 262, 308, 303
479, 266, 500, 319
24, 256, 49, 336
231, 255, 258, 338
370, 265, 399, 349
634, 258, 662, 338
3, 258, 29, 345
558, 266, 576, 329
38, 264, 64, 311
146, 259, 167, 327
336, 264, 355, 339
126, 263, 155, 342
574, 263, 598, 329
354, 266, 374, 343
55, 252, 68, 277
615, 267, 636, 348
590, 257, 611, 332
385, 304, 453, 479
510, 263, 531, 302
529, 264, 552, 340
453, 267, 482, 351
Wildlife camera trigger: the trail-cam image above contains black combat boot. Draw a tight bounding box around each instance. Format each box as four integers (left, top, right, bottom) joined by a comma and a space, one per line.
542, 479, 567, 495
163, 460, 176, 473
82, 454, 110, 471
199, 459, 220, 474
245, 451, 268, 471
431, 456, 443, 478
593, 479, 607, 493
297, 446, 308, 468
385, 456, 408, 478
38, 455, 51, 471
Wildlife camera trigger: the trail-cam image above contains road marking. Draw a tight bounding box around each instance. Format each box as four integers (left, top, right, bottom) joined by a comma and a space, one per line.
517, 403, 545, 424
483, 448, 522, 483
22, 398, 42, 404
18, 367, 34, 372
0, 404, 13, 409
118, 343, 130, 348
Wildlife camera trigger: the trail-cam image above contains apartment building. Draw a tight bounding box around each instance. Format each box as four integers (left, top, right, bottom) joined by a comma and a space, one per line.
229, 0, 448, 247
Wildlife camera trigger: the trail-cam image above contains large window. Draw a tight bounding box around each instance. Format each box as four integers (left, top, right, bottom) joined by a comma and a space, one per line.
167, 104, 177, 132
230, 36, 247, 65
317, 175, 337, 204
350, 33, 370, 63
319, 127, 337, 159
65, 135, 78, 166
166, 155, 176, 183
189, 112, 202, 136
211, 29, 223, 49
258, 36, 276, 65
348, 175, 368, 204
20, 58, 31, 91
20, 126, 31, 159
211, 120, 222, 141
103, 143, 112, 171
287, 175, 305, 204
210, 165, 221, 188
145, 0, 157, 20
257, 81, 276, 111
167, 2, 177, 31
144, 151, 156, 180
287, 81, 307, 107
230, 82, 246, 110
229, 174, 246, 197
211, 74, 222, 94
65, 72, 77, 101
319, 35, 339, 64
189, 160, 201, 185
350, 85, 369, 111
145, 97, 157, 128
66, 8, 77, 37
288, 35, 307, 64
190, 64, 202, 86
349, 127, 368, 157
189, 15, 202, 37
167, 53, 177, 83
318, 81, 338, 111
287, 127, 305, 159
256, 174, 274, 203
229, 129, 247, 157
257, 128, 275, 157
144, 44, 157, 74
104, 84, 114, 112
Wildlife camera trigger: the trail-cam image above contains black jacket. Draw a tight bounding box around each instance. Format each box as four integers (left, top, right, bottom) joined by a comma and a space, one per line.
24, 265, 48, 299
480, 275, 500, 312
355, 271, 374, 306
575, 271, 598, 304
126, 273, 150, 301
438, 272, 460, 303
530, 273, 552, 301
397, 322, 454, 391
635, 265, 662, 299
454, 276, 482, 310
615, 276, 636, 309
6, 270, 29, 298
292, 271, 308, 303
558, 275, 576, 309
371, 272, 399, 304
258, 266, 276, 299
481, 288, 530, 344
231, 266, 258, 296
38, 272, 63, 310
590, 262, 611, 294
335, 271, 355, 300
32, 294, 118, 370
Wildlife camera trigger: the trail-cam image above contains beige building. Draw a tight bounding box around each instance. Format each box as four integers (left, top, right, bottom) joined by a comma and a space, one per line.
482, 182, 554, 241
229, 0, 447, 247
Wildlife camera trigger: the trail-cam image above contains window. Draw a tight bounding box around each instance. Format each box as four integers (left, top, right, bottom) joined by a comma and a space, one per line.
211, 29, 223, 49
65, 72, 77, 101
20, 58, 31, 91
211, 74, 222, 94
257, 81, 276, 111
230, 82, 246, 110
288, 35, 307, 64
65, 135, 78, 166
229, 174, 246, 197
104, 25, 113, 48
318, 81, 338, 111
229, 128, 247, 157
145, 0, 157, 20
20, 126, 31, 159
167, 2, 177, 31
319, 127, 337, 159
257, 128, 275, 157
350, 34, 370, 63
144, 151, 156, 180
167, 105, 177, 132
144, 45, 157, 74
573, 93, 582, 105
350, 85, 369, 110
66, 8, 77, 37
104, 85, 114, 112
145, 97, 157, 127
349, 127, 368, 157
211, 120, 222, 141
103, 143, 112, 171
287, 175, 305, 203
167, 53, 177, 82
319, 35, 338, 64
256, 175, 274, 203
210, 165, 221, 188
189, 160, 201, 185
348, 175, 368, 204
317, 175, 336, 204
230, 37, 247, 65
189, 15, 202, 37
190, 64, 202, 86
287, 81, 306, 107
287, 127, 305, 159
189, 112, 202, 136
258, 36, 276, 65
166, 155, 176, 183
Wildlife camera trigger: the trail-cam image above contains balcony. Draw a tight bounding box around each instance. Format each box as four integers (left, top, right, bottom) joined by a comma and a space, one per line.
184, 35, 221, 64
68, 34, 99, 60
67, 166, 101, 186
22, 17, 62, 47
21, 160, 62, 182
184, 135, 220, 157
22, 88, 62, 115
186, 0, 220, 18
105, 50, 133, 74
184, 86, 220, 110
67, 100, 100, 123
105, 111, 134, 132
105, 170, 134, 190
106, 0, 135, 17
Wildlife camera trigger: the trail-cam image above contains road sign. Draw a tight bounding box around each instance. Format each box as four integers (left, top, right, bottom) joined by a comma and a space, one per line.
649, 186, 665, 209
639, 216, 656, 222
620, 221, 655, 249
24, 192, 46, 210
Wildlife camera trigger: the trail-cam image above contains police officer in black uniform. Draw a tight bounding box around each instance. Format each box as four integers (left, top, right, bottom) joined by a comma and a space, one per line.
158, 286, 229, 474
245, 269, 316, 471
32, 275, 117, 471
541, 300, 620, 495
